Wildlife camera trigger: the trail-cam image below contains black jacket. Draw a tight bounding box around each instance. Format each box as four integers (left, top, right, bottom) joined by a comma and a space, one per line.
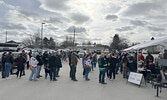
2, 55, 6, 65
36, 55, 43, 65
5, 54, 13, 64
42, 53, 49, 64
109, 56, 118, 68
56, 56, 62, 68
49, 55, 57, 68
101, 57, 108, 68
127, 58, 137, 72
15, 56, 26, 68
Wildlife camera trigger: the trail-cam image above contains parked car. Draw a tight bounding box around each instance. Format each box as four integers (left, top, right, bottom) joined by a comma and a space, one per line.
78, 50, 86, 58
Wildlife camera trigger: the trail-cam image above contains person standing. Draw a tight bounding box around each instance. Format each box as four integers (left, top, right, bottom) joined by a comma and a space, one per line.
98, 53, 108, 84
48, 53, 57, 81
1, 52, 7, 78
85, 56, 91, 81
56, 53, 62, 77
163, 49, 167, 59
29, 56, 38, 81
68, 52, 72, 78
92, 53, 97, 69
82, 55, 86, 78
145, 52, 154, 68
5, 52, 14, 79
15, 53, 26, 78
42, 51, 49, 79
21, 50, 27, 75
127, 56, 137, 72
36, 52, 43, 78
27, 50, 32, 69
71, 52, 78, 81
108, 53, 118, 80
122, 54, 128, 78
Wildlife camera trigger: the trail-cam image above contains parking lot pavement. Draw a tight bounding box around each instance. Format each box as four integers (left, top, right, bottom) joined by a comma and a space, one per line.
0, 60, 167, 100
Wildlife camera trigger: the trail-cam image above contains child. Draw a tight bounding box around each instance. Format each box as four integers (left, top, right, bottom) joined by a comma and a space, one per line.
29, 56, 38, 81
85, 56, 92, 81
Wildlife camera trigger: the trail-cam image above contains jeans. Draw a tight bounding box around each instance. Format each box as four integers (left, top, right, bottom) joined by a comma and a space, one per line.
85, 68, 90, 80
37, 65, 42, 77
16, 66, 23, 78
99, 69, 106, 83
93, 62, 96, 68
29, 68, 37, 81
50, 67, 56, 80
123, 67, 127, 78
2, 64, 5, 78
56, 68, 60, 76
83, 68, 85, 76
115, 64, 119, 74
109, 67, 116, 79
5, 63, 12, 78
69, 65, 72, 78
71, 66, 76, 80
119, 62, 123, 73
44, 63, 49, 78
27, 61, 29, 69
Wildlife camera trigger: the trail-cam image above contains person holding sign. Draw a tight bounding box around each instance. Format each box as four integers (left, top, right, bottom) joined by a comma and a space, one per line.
29, 56, 38, 81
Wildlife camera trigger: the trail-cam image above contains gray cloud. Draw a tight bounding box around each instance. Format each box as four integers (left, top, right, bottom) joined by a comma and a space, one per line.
150, 33, 167, 37
45, 24, 59, 31
121, 2, 159, 16
148, 26, 165, 31
19, 9, 39, 19
0, 22, 26, 30
45, 17, 62, 23
38, 0, 70, 12
115, 26, 134, 32
66, 26, 87, 33
71, 13, 90, 24
130, 20, 148, 26
105, 14, 118, 21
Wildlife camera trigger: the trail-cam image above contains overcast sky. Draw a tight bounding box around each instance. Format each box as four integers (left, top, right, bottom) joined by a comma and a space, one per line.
0, 0, 167, 45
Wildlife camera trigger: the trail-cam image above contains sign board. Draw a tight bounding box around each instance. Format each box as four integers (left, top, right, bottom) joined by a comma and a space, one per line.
128, 72, 143, 85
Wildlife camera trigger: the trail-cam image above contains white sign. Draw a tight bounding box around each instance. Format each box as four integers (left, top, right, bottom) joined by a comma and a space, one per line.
128, 72, 143, 85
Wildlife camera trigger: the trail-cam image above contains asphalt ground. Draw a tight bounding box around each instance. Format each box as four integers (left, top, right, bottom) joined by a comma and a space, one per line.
0, 59, 167, 100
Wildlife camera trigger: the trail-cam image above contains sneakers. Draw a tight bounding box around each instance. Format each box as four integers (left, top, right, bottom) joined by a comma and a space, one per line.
6, 77, 11, 80
86, 79, 90, 81
56, 75, 60, 77
73, 79, 78, 81
102, 82, 107, 85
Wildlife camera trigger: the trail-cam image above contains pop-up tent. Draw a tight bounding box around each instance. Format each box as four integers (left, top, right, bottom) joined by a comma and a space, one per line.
124, 37, 167, 51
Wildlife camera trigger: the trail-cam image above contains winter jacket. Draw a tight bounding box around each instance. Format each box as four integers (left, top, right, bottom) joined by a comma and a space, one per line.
15, 56, 26, 68
48, 55, 57, 68
109, 56, 118, 68
56, 56, 62, 68
5, 54, 13, 64
71, 54, 77, 66
42, 53, 49, 64
36, 55, 43, 65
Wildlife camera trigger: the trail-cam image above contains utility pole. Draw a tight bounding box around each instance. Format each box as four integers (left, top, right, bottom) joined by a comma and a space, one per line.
73, 28, 75, 51
6, 31, 7, 43
41, 23, 45, 49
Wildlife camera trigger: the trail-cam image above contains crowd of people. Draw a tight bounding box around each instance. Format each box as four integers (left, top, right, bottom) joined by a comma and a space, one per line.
1, 49, 167, 85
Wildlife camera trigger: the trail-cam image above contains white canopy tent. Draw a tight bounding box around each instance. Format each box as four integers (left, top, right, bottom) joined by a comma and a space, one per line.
124, 37, 167, 71
124, 37, 167, 51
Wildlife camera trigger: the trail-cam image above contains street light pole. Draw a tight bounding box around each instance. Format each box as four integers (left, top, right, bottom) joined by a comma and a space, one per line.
73, 28, 75, 50
6, 31, 7, 43
41, 23, 45, 49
